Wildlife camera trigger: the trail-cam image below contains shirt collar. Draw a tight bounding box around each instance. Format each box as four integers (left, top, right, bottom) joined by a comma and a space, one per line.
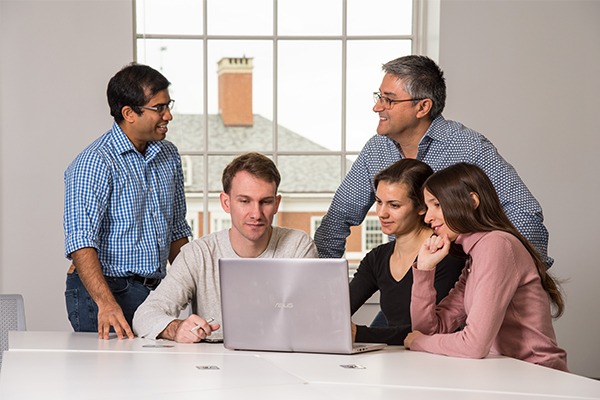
110, 122, 137, 155
455, 231, 489, 254
422, 115, 450, 143
411, 115, 447, 159
110, 121, 162, 159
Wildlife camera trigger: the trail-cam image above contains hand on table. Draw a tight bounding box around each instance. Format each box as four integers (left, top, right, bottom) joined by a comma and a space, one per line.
97, 302, 134, 340
173, 315, 221, 343
404, 331, 423, 350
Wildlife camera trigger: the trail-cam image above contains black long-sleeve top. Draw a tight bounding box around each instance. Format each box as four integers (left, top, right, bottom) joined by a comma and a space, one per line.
350, 241, 465, 345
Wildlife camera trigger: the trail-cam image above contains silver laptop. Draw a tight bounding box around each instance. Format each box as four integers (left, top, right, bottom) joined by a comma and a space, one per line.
218, 258, 386, 354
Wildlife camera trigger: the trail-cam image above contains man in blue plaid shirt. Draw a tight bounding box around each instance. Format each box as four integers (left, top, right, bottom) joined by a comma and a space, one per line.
64, 63, 191, 340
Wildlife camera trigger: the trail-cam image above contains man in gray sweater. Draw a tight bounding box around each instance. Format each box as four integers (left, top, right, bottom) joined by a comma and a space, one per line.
133, 152, 318, 342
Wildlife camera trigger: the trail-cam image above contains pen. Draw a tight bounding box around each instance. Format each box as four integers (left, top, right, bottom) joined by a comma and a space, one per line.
191, 317, 215, 333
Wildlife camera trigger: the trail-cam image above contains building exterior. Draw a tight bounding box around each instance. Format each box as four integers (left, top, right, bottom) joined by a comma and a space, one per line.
167, 57, 386, 266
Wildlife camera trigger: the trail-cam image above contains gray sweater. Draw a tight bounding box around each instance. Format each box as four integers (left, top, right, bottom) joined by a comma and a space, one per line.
133, 227, 318, 340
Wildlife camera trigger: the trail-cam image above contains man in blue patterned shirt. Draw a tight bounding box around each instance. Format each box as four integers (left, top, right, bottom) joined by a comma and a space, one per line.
315, 55, 552, 269
64, 63, 191, 339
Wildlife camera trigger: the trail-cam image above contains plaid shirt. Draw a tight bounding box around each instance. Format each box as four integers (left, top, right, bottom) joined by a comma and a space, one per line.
64, 122, 191, 278
315, 115, 553, 268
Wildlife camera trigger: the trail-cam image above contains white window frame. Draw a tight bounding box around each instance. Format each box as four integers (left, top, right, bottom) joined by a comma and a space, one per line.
310, 215, 323, 238
210, 212, 231, 234
134, 0, 434, 239
181, 155, 193, 187
362, 215, 389, 252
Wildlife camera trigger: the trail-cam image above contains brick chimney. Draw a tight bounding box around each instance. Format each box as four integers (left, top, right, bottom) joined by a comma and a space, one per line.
217, 57, 253, 126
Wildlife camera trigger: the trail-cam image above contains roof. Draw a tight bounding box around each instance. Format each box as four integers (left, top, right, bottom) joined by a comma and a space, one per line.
167, 113, 353, 193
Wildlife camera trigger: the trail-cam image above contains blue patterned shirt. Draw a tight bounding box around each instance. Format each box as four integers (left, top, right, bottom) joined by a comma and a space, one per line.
315, 115, 553, 268
64, 122, 192, 278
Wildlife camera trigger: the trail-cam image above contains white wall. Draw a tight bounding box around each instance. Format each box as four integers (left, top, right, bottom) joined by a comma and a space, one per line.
0, 0, 133, 331
1, 0, 598, 378
438, 0, 600, 377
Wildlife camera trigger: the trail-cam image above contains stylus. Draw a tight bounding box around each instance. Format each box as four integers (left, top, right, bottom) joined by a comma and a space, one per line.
191, 317, 215, 333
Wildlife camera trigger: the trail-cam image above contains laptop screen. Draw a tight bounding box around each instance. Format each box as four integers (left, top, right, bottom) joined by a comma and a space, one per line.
219, 258, 357, 354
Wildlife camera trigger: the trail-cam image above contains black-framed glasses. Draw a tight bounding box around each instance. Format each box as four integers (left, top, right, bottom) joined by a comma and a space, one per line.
373, 92, 424, 109
138, 99, 175, 114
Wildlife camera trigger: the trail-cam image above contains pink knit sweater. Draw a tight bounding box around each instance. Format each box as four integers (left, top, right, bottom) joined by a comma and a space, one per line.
410, 231, 567, 371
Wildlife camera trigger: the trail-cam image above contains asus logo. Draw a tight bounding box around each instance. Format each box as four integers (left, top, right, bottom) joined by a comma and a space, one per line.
275, 302, 294, 309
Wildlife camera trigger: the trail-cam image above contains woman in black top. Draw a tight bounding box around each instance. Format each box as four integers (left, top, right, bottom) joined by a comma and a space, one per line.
350, 159, 465, 345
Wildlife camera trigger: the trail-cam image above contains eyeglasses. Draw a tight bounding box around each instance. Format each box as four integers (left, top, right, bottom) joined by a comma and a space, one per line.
373, 92, 424, 109
138, 99, 175, 114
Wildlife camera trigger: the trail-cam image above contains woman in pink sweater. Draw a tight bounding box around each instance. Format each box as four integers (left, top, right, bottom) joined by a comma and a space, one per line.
404, 163, 567, 371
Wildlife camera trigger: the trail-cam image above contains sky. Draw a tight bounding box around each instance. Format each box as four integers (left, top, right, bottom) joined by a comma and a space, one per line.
136, 0, 414, 151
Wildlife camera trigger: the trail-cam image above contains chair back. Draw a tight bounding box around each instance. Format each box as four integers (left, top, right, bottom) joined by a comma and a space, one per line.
0, 294, 26, 369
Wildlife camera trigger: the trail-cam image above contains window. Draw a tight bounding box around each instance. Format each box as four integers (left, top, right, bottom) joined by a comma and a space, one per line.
363, 216, 389, 251
181, 155, 193, 187
310, 216, 323, 238
135, 0, 421, 258
211, 214, 232, 233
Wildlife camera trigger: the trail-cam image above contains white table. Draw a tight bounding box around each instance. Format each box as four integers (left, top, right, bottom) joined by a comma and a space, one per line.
2, 331, 599, 400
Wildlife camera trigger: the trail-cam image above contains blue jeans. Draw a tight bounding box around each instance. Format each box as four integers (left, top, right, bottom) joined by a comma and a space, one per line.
370, 310, 389, 328
65, 271, 151, 332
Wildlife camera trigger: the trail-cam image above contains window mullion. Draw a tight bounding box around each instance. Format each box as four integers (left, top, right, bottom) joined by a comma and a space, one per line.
202, 0, 210, 237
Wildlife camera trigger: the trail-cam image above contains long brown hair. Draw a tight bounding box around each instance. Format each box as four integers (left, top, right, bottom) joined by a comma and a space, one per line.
424, 163, 564, 318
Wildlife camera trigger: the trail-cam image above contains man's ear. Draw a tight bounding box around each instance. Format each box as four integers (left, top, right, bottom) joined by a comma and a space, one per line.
220, 192, 231, 214
415, 98, 433, 119
273, 194, 282, 214
469, 192, 480, 209
121, 106, 137, 123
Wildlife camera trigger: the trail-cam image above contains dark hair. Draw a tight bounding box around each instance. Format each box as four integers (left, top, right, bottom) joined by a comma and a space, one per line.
423, 163, 564, 317
374, 159, 433, 226
107, 63, 171, 123
382, 55, 446, 119
222, 152, 281, 194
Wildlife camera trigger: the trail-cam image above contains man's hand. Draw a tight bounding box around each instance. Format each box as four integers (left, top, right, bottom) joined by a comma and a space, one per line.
160, 315, 221, 343
97, 302, 134, 340
71, 248, 134, 340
